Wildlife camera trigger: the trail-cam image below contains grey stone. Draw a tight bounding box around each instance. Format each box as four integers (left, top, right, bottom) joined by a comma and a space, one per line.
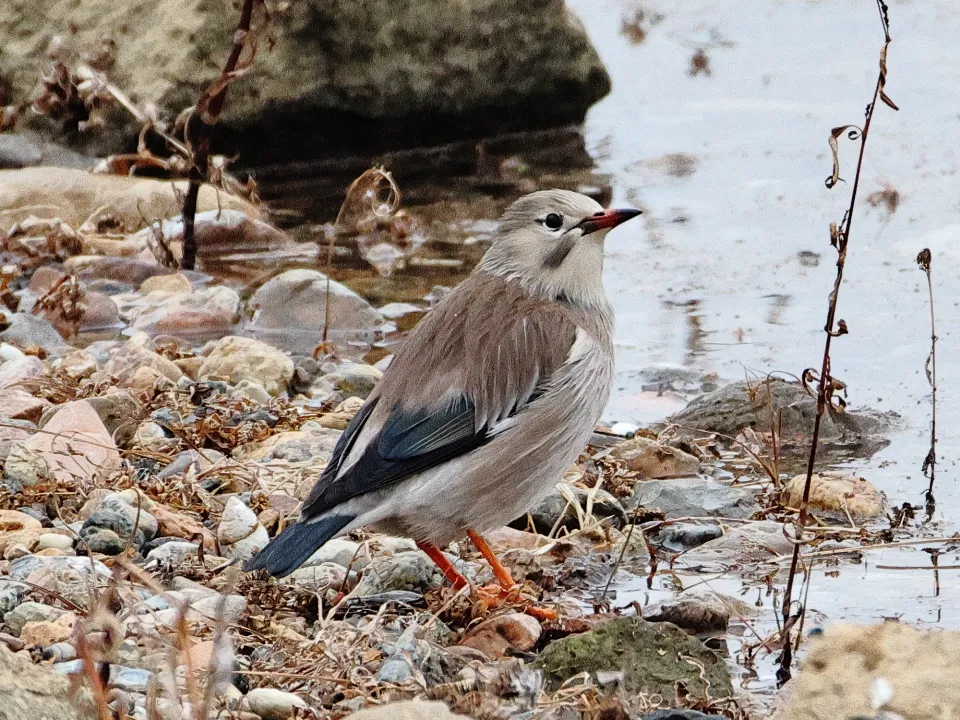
9, 554, 111, 582
248, 269, 385, 355
78, 526, 127, 555
670, 379, 897, 454
512, 486, 626, 534
0, 314, 72, 356
655, 522, 723, 551
681, 521, 797, 570
319, 361, 383, 400
629, 477, 760, 519
644, 591, 756, 635
4, 602, 70, 635
0, 1, 608, 164
352, 552, 445, 597
82, 494, 158, 548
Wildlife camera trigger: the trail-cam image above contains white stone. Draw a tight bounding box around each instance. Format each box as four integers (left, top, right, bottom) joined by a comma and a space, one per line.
246, 688, 309, 720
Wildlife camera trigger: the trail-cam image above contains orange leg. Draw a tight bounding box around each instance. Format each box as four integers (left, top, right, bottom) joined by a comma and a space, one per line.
467, 529, 517, 590
416, 540, 469, 591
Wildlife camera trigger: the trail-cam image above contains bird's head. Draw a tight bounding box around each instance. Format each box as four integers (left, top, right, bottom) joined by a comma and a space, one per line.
477, 189, 641, 309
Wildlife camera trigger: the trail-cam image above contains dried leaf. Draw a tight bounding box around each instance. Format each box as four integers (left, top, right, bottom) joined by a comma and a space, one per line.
825, 126, 863, 189
916, 248, 932, 273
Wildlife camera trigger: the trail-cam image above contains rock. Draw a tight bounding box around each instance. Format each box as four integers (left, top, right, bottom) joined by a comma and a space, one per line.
231, 379, 272, 404
629, 477, 760, 519
140, 273, 193, 294
352, 552, 446, 597
0, 356, 45, 389
639, 712, 725, 720
217, 496, 270, 561
0, 642, 94, 719
535, 618, 732, 701
116, 285, 242, 337
610, 436, 701, 479
150, 594, 247, 629
0, 168, 259, 230
655, 523, 723, 552
288, 562, 348, 596
39, 393, 139, 444
4, 602, 70, 635
681, 521, 796, 570
0, 418, 34, 459
198, 336, 293, 397
512, 486, 626, 534
670, 379, 895, 453
344, 701, 471, 720
248, 269, 384, 355
460, 613, 541, 659
232, 428, 343, 463
51, 350, 98, 380
129, 210, 293, 264
65, 256, 171, 286
0, 3, 607, 163
0, 389, 50, 424
98, 342, 184, 386
303, 538, 363, 569
78, 526, 126, 555
246, 688, 309, 720
20, 613, 77, 646
0, 314, 72, 356
786, 621, 960, 720
9, 555, 111, 606
644, 591, 757, 635
81, 492, 158, 549
783, 471, 885, 519
5, 399, 120, 488
316, 362, 383, 400
0, 510, 44, 555
35, 533, 74, 551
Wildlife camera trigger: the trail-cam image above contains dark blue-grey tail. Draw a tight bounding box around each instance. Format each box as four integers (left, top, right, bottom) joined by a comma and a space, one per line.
244, 515, 354, 577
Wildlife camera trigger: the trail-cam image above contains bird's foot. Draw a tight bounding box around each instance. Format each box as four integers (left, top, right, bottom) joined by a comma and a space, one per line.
471, 583, 559, 621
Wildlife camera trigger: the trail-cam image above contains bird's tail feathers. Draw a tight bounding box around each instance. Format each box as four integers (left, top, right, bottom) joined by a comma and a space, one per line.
244, 514, 354, 577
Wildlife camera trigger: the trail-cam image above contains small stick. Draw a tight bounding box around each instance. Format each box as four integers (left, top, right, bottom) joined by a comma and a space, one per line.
778, 0, 898, 685
916, 248, 938, 514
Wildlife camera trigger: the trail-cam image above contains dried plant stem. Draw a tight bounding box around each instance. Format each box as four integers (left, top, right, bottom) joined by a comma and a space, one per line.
916, 248, 937, 510
181, 0, 260, 270
777, 0, 897, 685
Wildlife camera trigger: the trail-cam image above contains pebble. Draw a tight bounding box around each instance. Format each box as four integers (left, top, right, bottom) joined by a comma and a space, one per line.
303, 537, 364, 569
78, 526, 127, 555
4, 601, 70, 635
630, 477, 760, 519
198, 336, 294, 398
20, 612, 77, 646
610, 436, 702, 478
459, 613, 541, 659
289, 562, 348, 596
245, 687, 309, 720
316, 361, 383, 400
783, 471, 885, 519
352, 552, 446, 597
217, 496, 270, 561
0, 313, 73, 356
514, 486, 626, 534
82, 492, 158, 549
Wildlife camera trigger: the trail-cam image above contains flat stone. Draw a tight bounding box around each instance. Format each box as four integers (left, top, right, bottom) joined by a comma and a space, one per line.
783, 471, 885, 519
629, 477, 760, 519
610, 436, 701, 479
199, 336, 294, 397
459, 612, 541, 659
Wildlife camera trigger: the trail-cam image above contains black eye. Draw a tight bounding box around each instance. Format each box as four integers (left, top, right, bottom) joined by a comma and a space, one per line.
543, 212, 563, 230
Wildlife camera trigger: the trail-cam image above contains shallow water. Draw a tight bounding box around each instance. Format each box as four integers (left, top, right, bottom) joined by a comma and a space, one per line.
564, 0, 960, 696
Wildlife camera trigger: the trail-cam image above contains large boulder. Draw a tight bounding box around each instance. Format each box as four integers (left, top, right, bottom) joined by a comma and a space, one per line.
0, 0, 609, 163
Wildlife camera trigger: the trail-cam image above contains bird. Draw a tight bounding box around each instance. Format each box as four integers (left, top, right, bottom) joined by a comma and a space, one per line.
246, 189, 641, 601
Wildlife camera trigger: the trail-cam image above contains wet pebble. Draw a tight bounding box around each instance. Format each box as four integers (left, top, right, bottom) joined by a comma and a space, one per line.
655, 522, 723, 551
513, 486, 626, 534
783, 471, 885, 519
629, 477, 759, 519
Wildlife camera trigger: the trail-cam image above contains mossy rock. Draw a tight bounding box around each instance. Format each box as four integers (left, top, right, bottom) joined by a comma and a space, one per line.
535, 618, 732, 702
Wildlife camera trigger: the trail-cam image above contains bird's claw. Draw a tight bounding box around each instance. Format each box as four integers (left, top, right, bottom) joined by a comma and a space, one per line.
471, 583, 559, 620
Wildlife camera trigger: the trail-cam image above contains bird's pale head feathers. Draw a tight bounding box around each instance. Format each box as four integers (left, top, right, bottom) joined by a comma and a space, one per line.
477, 189, 640, 309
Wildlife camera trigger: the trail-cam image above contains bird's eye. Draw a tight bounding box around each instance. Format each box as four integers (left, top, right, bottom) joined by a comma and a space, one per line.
543, 213, 564, 230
